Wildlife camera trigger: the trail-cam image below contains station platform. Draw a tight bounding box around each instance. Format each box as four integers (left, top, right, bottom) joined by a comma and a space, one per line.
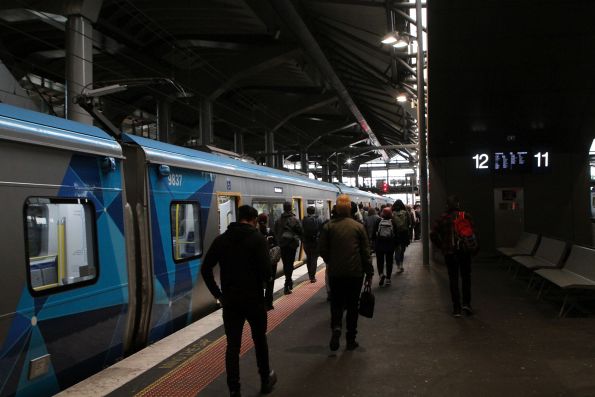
59, 242, 595, 397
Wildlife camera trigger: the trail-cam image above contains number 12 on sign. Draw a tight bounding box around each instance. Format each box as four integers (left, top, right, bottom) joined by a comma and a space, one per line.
473, 153, 489, 169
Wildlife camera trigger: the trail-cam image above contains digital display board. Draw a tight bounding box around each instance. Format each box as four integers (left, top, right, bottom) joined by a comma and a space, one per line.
472, 150, 550, 172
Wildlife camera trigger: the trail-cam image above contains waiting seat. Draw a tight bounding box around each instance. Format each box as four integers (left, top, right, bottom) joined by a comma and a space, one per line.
512, 236, 568, 271
497, 232, 539, 257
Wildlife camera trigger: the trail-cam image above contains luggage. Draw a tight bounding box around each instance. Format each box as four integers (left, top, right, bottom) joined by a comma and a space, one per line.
392, 210, 409, 233
453, 211, 478, 253
377, 218, 394, 240
358, 283, 375, 318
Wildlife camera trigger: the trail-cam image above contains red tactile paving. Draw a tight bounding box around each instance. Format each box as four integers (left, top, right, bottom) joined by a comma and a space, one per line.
136, 269, 326, 397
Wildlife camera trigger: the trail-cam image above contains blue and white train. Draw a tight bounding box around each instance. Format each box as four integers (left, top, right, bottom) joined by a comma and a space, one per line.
0, 104, 390, 396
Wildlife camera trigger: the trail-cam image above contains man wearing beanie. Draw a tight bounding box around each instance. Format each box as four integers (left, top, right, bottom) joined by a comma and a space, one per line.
319, 194, 373, 351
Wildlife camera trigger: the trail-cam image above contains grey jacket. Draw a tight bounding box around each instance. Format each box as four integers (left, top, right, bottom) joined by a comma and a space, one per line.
319, 216, 373, 278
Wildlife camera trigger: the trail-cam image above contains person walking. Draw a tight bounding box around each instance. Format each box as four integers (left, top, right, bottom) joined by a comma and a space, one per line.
201, 205, 277, 397
413, 204, 421, 240
374, 207, 395, 286
391, 200, 411, 274
258, 213, 279, 311
430, 195, 476, 317
319, 194, 373, 351
364, 207, 381, 253
301, 206, 323, 282
273, 202, 303, 295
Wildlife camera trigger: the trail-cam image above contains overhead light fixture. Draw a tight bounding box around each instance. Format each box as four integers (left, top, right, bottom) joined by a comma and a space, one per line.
392, 33, 410, 49
396, 90, 407, 103
346, 158, 353, 164
381, 32, 398, 44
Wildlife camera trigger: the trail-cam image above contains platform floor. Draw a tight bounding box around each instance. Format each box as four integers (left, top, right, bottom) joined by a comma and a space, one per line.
63, 242, 595, 396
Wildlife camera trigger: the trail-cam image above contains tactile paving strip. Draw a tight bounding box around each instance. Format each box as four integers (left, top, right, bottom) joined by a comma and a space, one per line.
135, 268, 326, 397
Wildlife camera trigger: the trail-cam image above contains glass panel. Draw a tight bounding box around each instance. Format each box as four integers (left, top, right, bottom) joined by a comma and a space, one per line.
270, 202, 284, 225
218, 195, 237, 234
315, 200, 325, 219
25, 198, 97, 292
170, 202, 202, 262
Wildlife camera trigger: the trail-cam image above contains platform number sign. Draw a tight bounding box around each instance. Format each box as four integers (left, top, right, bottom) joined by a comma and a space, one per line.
472, 153, 489, 169
472, 150, 550, 172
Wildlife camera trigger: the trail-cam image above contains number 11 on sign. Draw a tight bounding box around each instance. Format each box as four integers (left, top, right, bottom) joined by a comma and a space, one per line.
533, 152, 549, 168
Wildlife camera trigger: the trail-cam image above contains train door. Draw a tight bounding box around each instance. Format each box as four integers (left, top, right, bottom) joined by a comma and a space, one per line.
494, 188, 525, 248
292, 197, 303, 261
217, 193, 241, 234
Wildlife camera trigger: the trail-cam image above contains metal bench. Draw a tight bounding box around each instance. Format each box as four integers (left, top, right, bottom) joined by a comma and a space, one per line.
535, 245, 595, 316
512, 236, 568, 277
497, 232, 539, 257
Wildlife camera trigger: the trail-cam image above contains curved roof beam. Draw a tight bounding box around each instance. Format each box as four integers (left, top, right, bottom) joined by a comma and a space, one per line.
271, 94, 338, 133
270, 0, 390, 162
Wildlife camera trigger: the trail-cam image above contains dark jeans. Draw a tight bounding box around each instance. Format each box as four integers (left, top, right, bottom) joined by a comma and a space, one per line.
376, 247, 395, 277
329, 276, 364, 342
281, 246, 297, 287
414, 223, 421, 240
395, 243, 406, 263
264, 261, 279, 307
223, 302, 270, 392
303, 242, 319, 279
444, 251, 472, 310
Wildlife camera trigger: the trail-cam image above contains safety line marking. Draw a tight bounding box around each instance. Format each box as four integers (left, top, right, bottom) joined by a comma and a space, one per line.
135, 268, 327, 397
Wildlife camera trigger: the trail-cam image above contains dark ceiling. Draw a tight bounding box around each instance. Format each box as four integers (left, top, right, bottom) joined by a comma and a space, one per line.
428, 0, 595, 156
0, 0, 422, 171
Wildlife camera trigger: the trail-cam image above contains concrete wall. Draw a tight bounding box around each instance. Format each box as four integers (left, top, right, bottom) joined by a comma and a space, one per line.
429, 150, 593, 252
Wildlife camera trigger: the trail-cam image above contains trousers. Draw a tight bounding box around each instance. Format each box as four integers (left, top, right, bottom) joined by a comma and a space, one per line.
444, 251, 472, 309
329, 276, 364, 341
281, 246, 297, 287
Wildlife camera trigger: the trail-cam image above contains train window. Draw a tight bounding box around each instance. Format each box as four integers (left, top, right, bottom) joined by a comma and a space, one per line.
217, 195, 238, 234
253, 201, 270, 221
24, 197, 98, 293
170, 201, 202, 262
270, 202, 284, 225
315, 200, 325, 219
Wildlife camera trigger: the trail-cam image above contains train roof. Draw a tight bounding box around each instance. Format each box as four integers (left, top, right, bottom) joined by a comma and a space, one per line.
123, 133, 338, 192
0, 104, 123, 158
335, 184, 389, 203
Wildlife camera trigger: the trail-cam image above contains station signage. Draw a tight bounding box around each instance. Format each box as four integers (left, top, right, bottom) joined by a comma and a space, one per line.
472, 150, 550, 172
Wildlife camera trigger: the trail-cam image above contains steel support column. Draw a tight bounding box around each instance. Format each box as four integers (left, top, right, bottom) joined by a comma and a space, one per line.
157, 99, 171, 143
321, 162, 329, 182
265, 130, 275, 168
336, 154, 343, 183
65, 14, 93, 124
234, 131, 244, 154
300, 150, 308, 174
199, 100, 214, 146
416, 0, 430, 266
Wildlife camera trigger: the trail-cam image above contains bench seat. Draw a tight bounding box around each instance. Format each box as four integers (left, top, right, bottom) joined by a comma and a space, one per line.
535, 268, 595, 289
497, 232, 539, 257
512, 236, 567, 270
514, 256, 559, 270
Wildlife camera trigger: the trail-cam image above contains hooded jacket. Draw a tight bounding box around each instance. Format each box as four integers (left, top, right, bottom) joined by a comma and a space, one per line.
201, 222, 271, 304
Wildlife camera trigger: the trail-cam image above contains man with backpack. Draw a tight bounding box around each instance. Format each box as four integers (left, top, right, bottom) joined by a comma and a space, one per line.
374, 207, 395, 286
430, 195, 478, 317
301, 206, 323, 283
391, 200, 411, 274
274, 202, 303, 295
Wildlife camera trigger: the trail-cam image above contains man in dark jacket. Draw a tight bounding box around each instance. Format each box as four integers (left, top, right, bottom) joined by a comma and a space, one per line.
319, 194, 373, 351
301, 206, 323, 282
201, 205, 277, 397
430, 195, 475, 318
273, 202, 303, 294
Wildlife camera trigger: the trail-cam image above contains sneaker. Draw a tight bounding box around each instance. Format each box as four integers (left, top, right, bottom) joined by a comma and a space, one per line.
452, 308, 462, 318
462, 305, 474, 316
385, 278, 391, 286
379, 275, 386, 287
329, 328, 341, 351
284, 286, 292, 295
261, 370, 277, 394
397, 266, 404, 274
346, 340, 359, 351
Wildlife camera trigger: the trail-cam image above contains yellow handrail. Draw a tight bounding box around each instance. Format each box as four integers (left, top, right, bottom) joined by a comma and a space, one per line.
175, 204, 180, 260
58, 218, 66, 285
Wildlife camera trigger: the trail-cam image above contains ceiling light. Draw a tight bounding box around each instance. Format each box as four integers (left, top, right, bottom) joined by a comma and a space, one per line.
381, 32, 398, 44
396, 91, 407, 102
393, 34, 410, 48
346, 158, 353, 164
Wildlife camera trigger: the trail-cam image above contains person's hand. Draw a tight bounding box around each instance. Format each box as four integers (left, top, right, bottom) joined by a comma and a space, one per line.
365, 274, 372, 285
217, 296, 226, 307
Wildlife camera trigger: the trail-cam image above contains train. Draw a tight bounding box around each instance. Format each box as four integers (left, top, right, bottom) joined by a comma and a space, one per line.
0, 104, 391, 396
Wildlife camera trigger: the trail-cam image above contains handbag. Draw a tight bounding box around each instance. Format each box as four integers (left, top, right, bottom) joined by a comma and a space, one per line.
358, 282, 375, 318
269, 246, 281, 265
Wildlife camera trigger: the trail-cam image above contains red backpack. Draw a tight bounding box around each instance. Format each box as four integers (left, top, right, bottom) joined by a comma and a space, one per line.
453, 212, 478, 253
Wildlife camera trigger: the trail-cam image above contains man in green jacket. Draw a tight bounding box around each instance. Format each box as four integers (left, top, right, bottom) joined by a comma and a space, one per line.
319, 194, 373, 351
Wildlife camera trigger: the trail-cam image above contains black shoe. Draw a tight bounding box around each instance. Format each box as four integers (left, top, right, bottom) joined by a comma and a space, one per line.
284, 286, 292, 295
261, 370, 277, 394
379, 275, 386, 287
266, 304, 274, 311
329, 328, 341, 351
452, 308, 462, 318
462, 305, 474, 316
310, 277, 317, 283
346, 340, 359, 351
230, 390, 241, 397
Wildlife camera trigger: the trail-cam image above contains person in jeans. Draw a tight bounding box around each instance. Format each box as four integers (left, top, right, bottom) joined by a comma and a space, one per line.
374, 207, 395, 286
430, 195, 475, 317
391, 200, 411, 274
273, 202, 303, 294
201, 205, 277, 396
301, 206, 323, 282
319, 194, 373, 351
